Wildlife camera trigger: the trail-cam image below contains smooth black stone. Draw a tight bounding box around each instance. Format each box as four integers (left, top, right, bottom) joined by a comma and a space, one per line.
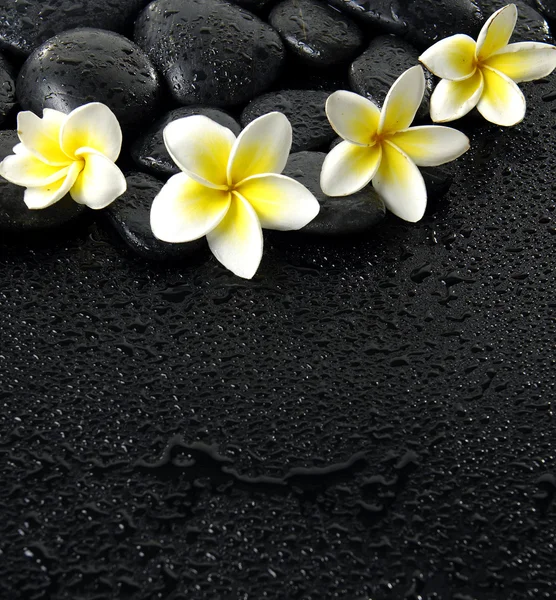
131, 107, 242, 178
230, 0, 278, 11
480, 0, 553, 42
0, 53, 15, 126
282, 151, 386, 235
349, 35, 434, 122
0, 130, 86, 233
327, 0, 483, 48
103, 172, 206, 261
134, 0, 285, 107
269, 0, 365, 67
536, 0, 556, 20
0, 0, 146, 59
241, 90, 334, 152
16, 28, 162, 132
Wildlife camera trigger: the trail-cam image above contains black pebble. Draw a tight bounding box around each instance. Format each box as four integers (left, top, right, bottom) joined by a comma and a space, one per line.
349, 35, 434, 123
0, 130, 87, 233
134, 0, 285, 107
269, 0, 365, 67
241, 90, 335, 152
536, 0, 556, 21
103, 172, 207, 261
480, 0, 553, 42
283, 151, 386, 236
131, 107, 242, 178
0, 53, 15, 127
16, 28, 162, 132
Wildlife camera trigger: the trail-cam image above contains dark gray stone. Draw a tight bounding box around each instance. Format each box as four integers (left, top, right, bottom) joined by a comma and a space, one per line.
0, 130, 87, 233
283, 151, 386, 235
16, 28, 162, 132
131, 107, 242, 179
0, 53, 15, 126
0, 0, 146, 58
103, 172, 206, 261
241, 90, 335, 152
134, 0, 285, 107
349, 35, 434, 122
536, 0, 556, 21
269, 0, 365, 67
480, 1, 553, 42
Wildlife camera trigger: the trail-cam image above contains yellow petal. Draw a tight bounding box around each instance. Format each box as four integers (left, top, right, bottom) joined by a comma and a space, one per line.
325, 90, 380, 145
23, 161, 82, 209
60, 103, 122, 161
151, 173, 231, 243
379, 66, 425, 135
206, 193, 263, 279
419, 34, 477, 81
476, 66, 526, 126
484, 42, 556, 83
389, 126, 469, 167
163, 115, 235, 189
70, 149, 127, 209
0, 146, 70, 187
17, 109, 71, 166
227, 112, 292, 185
476, 3, 517, 61
320, 140, 382, 197
429, 69, 484, 122
236, 174, 319, 230
372, 141, 427, 223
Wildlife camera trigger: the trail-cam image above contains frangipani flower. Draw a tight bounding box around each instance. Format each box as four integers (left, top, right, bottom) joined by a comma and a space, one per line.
320, 66, 469, 222
420, 3, 556, 126
150, 112, 320, 279
0, 103, 126, 209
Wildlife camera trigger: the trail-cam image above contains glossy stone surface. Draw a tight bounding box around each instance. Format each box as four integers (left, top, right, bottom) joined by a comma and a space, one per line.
0, 53, 15, 126
241, 90, 334, 152
0, 0, 145, 58
16, 28, 162, 132
131, 107, 241, 178
480, 0, 553, 42
536, 0, 556, 20
103, 172, 207, 261
349, 35, 434, 122
269, 0, 365, 67
134, 0, 285, 107
283, 151, 386, 235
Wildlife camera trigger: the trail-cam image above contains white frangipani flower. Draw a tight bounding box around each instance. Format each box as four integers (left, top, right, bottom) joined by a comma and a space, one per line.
419, 3, 556, 126
150, 112, 320, 279
0, 103, 126, 209
320, 66, 470, 222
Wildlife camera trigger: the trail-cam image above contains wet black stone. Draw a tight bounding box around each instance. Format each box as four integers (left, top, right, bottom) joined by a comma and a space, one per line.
421, 167, 454, 202
349, 35, 434, 123
480, 0, 553, 42
103, 172, 206, 261
536, 0, 556, 21
0, 0, 146, 59
0, 53, 15, 126
16, 28, 162, 132
230, 0, 277, 11
241, 90, 334, 152
0, 130, 86, 233
283, 151, 386, 235
269, 0, 365, 67
131, 107, 242, 178
134, 0, 285, 107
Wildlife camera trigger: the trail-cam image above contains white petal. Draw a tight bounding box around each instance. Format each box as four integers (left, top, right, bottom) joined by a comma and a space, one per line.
207, 193, 263, 279
320, 140, 382, 197
484, 42, 556, 83
23, 161, 82, 209
476, 3, 517, 61
372, 141, 427, 223
476, 66, 526, 126
429, 69, 484, 122
0, 146, 70, 187
236, 174, 319, 230
17, 109, 70, 166
227, 112, 292, 185
419, 34, 477, 81
389, 126, 470, 167
69, 149, 127, 209
60, 102, 122, 161
379, 65, 425, 135
150, 173, 231, 243
163, 115, 235, 189
325, 91, 380, 145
